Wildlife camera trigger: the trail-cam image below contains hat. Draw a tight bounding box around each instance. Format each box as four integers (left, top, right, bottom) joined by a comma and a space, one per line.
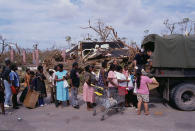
5, 58, 11, 65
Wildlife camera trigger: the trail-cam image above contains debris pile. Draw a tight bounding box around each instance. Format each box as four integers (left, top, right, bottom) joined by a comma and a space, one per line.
64, 41, 139, 70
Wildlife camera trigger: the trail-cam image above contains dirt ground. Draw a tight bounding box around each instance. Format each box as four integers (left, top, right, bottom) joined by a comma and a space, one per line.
0, 92, 195, 131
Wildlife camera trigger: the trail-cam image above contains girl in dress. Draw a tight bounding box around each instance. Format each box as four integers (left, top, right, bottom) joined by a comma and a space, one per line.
136, 69, 154, 115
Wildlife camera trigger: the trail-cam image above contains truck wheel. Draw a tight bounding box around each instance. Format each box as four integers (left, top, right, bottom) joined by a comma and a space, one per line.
170, 87, 177, 106
173, 83, 195, 111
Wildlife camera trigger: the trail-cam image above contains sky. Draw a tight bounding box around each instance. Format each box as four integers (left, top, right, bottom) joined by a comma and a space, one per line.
0, 0, 195, 49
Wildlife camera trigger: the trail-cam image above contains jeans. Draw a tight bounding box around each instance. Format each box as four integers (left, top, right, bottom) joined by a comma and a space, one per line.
71, 87, 79, 106
4, 80, 12, 105
38, 96, 44, 106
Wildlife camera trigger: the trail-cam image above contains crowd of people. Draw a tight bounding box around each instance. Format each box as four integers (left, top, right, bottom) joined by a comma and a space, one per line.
0, 49, 156, 116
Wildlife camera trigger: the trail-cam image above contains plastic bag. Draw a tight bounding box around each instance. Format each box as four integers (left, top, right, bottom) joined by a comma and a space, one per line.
63, 80, 69, 88
128, 75, 133, 89
133, 83, 137, 94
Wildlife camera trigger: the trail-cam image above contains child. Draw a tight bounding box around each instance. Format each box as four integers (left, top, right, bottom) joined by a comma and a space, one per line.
135, 69, 154, 115
0, 77, 5, 114
9, 64, 20, 109
29, 71, 35, 91
48, 70, 55, 103
128, 70, 138, 108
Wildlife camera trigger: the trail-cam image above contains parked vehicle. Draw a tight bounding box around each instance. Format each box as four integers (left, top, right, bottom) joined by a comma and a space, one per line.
142, 34, 195, 111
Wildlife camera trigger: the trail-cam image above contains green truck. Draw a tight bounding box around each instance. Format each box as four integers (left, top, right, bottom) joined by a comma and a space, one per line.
142, 34, 195, 111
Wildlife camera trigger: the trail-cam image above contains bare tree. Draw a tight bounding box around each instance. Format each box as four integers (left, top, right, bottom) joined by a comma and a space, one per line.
0, 35, 9, 55
144, 30, 149, 37
81, 19, 111, 42
163, 18, 195, 35
106, 26, 131, 48
81, 19, 131, 48
163, 19, 176, 34
178, 18, 195, 35
65, 36, 71, 49
8, 43, 21, 55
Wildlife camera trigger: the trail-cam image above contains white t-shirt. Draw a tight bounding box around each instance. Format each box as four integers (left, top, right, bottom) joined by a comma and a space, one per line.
52, 70, 56, 86
115, 71, 127, 87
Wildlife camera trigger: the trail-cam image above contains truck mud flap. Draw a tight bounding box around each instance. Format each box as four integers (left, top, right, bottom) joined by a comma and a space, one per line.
163, 78, 170, 101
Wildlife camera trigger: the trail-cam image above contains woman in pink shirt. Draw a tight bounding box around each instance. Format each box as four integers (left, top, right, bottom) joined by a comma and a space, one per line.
107, 64, 118, 97
135, 69, 153, 115
122, 65, 129, 78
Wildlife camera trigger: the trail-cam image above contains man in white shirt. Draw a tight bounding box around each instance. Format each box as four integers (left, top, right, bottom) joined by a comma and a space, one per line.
48, 66, 58, 103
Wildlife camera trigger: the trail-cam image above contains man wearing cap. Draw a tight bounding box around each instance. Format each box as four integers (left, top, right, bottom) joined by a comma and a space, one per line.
133, 49, 152, 70
1, 59, 12, 108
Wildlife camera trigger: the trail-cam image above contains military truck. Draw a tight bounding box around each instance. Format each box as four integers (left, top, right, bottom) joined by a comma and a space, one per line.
142, 34, 195, 111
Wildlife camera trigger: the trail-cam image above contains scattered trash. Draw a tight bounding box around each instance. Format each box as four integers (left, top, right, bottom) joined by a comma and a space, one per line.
8, 112, 13, 115
154, 111, 163, 116
17, 117, 22, 121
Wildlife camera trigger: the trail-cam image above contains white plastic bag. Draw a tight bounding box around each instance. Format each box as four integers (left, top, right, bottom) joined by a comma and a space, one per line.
63, 80, 69, 88
128, 75, 133, 89
133, 83, 137, 94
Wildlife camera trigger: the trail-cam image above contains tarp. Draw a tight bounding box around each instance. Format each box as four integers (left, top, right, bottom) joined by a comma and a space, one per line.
142, 34, 195, 68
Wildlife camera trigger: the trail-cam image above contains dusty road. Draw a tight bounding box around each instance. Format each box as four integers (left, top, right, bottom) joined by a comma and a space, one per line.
0, 94, 195, 131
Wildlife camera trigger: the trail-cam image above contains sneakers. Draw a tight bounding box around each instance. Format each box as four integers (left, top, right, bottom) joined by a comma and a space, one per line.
4, 104, 11, 108
73, 105, 80, 109
40, 104, 44, 107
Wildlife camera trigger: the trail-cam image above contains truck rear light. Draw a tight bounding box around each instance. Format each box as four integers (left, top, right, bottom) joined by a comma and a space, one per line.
160, 71, 164, 75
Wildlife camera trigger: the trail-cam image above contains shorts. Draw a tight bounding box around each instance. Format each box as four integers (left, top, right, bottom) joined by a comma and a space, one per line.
137, 94, 149, 103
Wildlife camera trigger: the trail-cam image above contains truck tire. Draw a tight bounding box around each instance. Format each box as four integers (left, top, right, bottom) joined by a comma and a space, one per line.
173, 83, 195, 111
170, 87, 177, 106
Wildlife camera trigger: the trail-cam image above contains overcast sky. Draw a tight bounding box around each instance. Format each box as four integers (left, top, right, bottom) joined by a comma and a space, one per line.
0, 0, 194, 49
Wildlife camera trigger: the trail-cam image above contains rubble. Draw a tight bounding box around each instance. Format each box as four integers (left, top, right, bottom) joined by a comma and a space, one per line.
64, 41, 138, 70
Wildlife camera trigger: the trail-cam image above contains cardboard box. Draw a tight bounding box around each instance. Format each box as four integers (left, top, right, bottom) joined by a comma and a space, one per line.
148, 77, 159, 90
23, 90, 40, 109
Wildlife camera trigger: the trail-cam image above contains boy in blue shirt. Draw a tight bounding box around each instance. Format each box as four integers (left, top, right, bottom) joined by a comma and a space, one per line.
9, 64, 20, 109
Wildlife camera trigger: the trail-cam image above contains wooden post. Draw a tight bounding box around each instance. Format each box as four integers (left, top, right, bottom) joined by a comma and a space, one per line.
62, 50, 66, 62
32, 51, 35, 65
23, 49, 26, 65
35, 49, 39, 66
10, 47, 14, 62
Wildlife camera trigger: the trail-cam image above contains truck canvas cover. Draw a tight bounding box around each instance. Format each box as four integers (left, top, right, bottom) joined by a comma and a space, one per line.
142, 34, 195, 68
